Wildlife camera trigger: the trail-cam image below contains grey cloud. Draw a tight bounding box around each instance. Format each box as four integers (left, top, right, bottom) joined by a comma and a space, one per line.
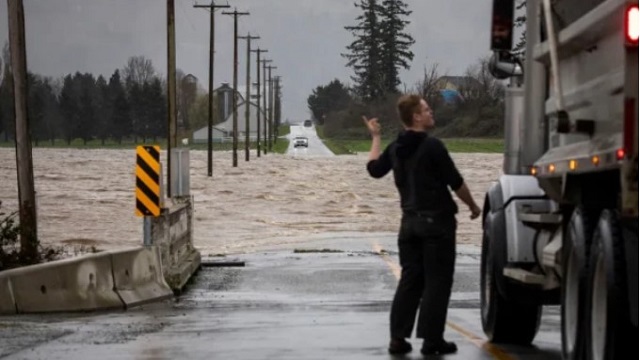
0, 0, 491, 122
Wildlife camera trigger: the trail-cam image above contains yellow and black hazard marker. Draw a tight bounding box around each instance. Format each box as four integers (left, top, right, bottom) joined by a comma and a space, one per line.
135, 145, 161, 217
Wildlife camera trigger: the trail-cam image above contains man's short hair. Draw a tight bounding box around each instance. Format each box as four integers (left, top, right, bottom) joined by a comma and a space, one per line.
397, 94, 422, 127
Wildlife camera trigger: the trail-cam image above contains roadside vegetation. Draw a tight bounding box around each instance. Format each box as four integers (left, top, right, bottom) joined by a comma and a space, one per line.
0, 204, 63, 271
316, 125, 503, 154
304, 0, 507, 151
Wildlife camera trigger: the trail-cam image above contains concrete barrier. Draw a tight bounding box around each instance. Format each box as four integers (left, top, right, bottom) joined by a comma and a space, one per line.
151, 197, 201, 291
4, 252, 122, 313
110, 246, 173, 308
0, 276, 16, 314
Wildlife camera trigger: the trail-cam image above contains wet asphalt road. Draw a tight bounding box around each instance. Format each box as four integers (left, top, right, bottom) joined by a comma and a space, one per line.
0, 232, 562, 359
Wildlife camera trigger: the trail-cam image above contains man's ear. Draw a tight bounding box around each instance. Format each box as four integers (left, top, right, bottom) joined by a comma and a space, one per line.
412, 113, 420, 125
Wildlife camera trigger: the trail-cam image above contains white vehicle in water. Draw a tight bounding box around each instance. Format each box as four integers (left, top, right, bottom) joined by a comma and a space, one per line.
293, 136, 309, 148
481, 0, 637, 359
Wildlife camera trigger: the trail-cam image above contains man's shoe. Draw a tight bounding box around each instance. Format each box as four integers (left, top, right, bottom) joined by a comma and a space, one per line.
421, 340, 457, 355
388, 338, 412, 355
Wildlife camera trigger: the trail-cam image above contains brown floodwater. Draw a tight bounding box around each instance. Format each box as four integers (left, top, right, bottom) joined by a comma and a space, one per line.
0, 147, 502, 256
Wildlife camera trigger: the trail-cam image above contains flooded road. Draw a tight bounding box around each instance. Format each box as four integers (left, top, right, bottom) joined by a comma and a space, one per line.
0, 141, 502, 256
0, 141, 566, 360
0, 238, 562, 360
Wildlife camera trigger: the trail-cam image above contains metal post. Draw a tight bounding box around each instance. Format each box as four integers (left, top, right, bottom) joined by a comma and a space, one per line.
143, 217, 152, 246
167, 0, 177, 197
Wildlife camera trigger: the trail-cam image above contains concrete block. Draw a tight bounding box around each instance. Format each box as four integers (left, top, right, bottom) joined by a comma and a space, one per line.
110, 246, 173, 308
165, 248, 201, 292
8, 252, 123, 313
0, 275, 16, 314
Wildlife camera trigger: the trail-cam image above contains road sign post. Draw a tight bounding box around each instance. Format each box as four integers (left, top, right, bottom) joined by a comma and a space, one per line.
135, 145, 163, 246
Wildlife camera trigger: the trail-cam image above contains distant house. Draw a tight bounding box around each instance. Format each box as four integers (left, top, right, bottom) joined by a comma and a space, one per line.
215, 83, 245, 123
192, 100, 266, 143
434, 76, 481, 104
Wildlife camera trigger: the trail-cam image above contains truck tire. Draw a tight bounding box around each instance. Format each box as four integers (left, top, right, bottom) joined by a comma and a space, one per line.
481, 213, 541, 345
562, 208, 596, 359
586, 210, 633, 360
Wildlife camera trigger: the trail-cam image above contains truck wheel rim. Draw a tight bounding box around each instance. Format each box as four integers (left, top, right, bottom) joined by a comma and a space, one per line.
482, 239, 493, 320
591, 253, 607, 360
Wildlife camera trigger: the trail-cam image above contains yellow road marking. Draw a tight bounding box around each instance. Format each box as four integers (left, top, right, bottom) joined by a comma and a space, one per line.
372, 241, 515, 360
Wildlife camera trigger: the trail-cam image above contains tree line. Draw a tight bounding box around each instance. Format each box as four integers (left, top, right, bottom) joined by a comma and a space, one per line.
308, 0, 505, 140
0, 48, 209, 146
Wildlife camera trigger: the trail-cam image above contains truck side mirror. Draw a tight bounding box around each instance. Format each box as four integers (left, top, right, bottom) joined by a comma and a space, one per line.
488, 52, 523, 79
491, 0, 515, 51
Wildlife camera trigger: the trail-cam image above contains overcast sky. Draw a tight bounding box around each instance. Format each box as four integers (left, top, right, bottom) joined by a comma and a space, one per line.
0, 0, 492, 122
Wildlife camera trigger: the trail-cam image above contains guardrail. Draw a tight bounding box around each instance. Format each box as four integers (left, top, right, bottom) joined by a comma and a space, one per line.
0, 246, 173, 314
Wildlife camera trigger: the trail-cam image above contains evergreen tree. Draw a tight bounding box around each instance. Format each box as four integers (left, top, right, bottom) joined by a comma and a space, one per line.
147, 78, 166, 142
379, 0, 414, 93
307, 79, 353, 124
126, 76, 144, 143
108, 70, 131, 144
94, 75, 111, 145
27, 73, 45, 146
343, 0, 385, 101
41, 78, 61, 146
76, 73, 97, 145
59, 74, 80, 144
0, 43, 13, 141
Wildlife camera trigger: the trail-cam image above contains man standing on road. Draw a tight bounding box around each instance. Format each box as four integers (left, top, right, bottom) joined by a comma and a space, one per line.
364, 94, 481, 356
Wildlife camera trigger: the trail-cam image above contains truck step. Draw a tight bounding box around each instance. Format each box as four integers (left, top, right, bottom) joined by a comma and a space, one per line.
518, 212, 562, 230
518, 212, 562, 224
503, 268, 546, 285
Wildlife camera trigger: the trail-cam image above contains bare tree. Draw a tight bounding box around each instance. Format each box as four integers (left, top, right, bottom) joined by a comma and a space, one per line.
414, 63, 444, 109
457, 57, 504, 109
121, 56, 156, 85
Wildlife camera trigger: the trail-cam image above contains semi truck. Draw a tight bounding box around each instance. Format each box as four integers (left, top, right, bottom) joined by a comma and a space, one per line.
481, 0, 638, 359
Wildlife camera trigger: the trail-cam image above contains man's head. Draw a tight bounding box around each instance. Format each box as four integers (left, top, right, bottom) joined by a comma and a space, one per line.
397, 94, 434, 131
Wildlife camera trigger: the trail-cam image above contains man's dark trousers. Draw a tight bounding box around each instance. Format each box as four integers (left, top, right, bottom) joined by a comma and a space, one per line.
390, 212, 456, 343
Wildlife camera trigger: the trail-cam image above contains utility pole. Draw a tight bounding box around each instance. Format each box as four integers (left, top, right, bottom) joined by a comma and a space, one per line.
266, 64, 277, 152
238, 33, 259, 162
222, 9, 249, 167
194, 1, 230, 177
167, 0, 177, 197
261, 59, 272, 155
251, 48, 267, 158
273, 76, 282, 144
8, 0, 38, 262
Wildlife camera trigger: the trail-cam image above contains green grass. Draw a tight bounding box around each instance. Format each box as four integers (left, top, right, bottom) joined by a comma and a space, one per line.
315, 136, 503, 155
315, 124, 503, 154
0, 131, 503, 154
442, 138, 504, 153
278, 125, 290, 137
272, 138, 289, 154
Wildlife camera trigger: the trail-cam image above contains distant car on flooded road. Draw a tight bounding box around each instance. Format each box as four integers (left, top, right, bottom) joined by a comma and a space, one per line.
293, 136, 309, 148
303, 120, 312, 127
